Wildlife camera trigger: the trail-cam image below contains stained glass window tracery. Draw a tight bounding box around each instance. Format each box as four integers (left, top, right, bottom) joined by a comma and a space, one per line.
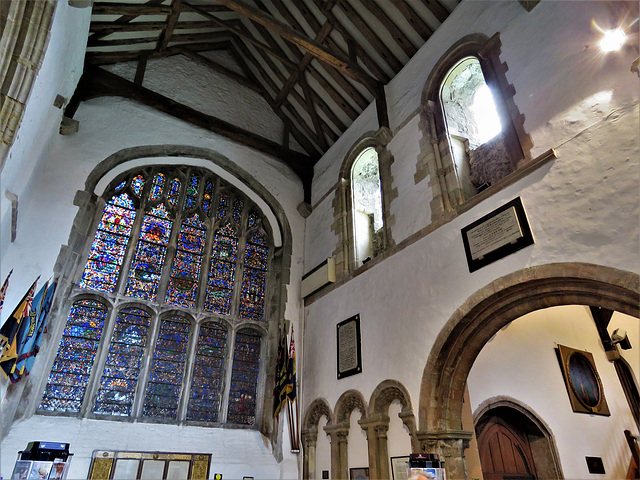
44, 166, 272, 427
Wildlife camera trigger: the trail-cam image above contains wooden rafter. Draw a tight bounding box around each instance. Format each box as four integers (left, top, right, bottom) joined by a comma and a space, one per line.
70, 65, 316, 187
334, 0, 403, 72
157, 0, 184, 52
216, 0, 380, 93
418, 0, 451, 24
182, 2, 297, 68
389, 0, 434, 40
358, 0, 417, 57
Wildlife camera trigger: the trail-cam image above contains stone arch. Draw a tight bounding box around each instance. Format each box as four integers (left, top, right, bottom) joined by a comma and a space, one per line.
334, 389, 367, 423
417, 262, 639, 479
369, 379, 412, 415
302, 398, 334, 480
473, 396, 563, 479
365, 380, 418, 478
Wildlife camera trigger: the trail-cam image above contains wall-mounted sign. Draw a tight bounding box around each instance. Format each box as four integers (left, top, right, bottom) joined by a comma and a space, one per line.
556, 344, 610, 416
461, 197, 534, 272
337, 314, 362, 379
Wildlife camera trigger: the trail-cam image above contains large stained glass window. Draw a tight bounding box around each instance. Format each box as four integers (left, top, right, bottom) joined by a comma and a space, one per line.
227, 328, 261, 425
40, 300, 107, 413
42, 166, 272, 427
94, 308, 150, 416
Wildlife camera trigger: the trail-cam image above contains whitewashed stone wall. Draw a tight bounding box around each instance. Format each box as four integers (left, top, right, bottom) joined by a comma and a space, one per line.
302, 1, 639, 478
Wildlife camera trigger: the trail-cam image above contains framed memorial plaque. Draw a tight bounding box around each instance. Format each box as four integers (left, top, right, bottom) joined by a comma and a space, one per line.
337, 314, 362, 379
461, 197, 534, 272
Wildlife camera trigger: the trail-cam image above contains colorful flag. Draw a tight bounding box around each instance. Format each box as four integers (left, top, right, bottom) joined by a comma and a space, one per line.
286, 327, 296, 403
18, 280, 57, 379
10, 281, 49, 382
0, 278, 38, 375
0, 269, 13, 314
273, 328, 289, 418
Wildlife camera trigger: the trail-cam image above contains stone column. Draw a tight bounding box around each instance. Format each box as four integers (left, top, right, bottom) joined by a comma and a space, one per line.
416, 430, 473, 480
398, 410, 420, 453
325, 424, 350, 479
302, 429, 318, 480
375, 423, 390, 479
358, 420, 380, 479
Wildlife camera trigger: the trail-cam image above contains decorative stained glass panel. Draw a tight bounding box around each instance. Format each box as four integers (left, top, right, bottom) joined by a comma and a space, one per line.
232, 199, 243, 224
227, 329, 260, 425
125, 204, 173, 301
185, 174, 200, 209
239, 231, 268, 321
216, 193, 228, 220
150, 173, 165, 200
166, 214, 206, 308
143, 317, 190, 419
168, 178, 181, 206
204, 223, 237, 314
40, 300, 107, 413
94, 308, 150, 416
132, 175, 145, 197
80, 193, 136, 292
202, 181, 214, 216
187, 322, 227, 422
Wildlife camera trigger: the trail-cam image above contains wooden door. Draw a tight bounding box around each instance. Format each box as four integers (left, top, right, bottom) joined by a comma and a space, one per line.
477, 417, 536, 480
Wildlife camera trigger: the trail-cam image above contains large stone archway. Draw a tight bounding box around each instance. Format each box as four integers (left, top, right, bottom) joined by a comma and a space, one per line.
417, 263, 639, 479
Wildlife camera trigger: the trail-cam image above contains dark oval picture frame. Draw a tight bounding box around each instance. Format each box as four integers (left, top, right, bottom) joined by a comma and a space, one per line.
557, 344, 610, 416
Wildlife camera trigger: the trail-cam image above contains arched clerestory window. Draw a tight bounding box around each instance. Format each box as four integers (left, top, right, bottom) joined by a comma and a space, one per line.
40, 166, 271, 427
351, 147, 384, 267
334, 128, 394, 276
422, 34, 532, 210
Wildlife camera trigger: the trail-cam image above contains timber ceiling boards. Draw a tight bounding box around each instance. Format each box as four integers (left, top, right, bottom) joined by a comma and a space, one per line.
79, 0, 458, 195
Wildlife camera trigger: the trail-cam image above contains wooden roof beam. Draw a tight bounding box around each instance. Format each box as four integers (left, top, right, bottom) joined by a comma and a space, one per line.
182, 2, 297, 69
71, 64, 316, 188
216, 0, 381, 94
157, 0, 183, 52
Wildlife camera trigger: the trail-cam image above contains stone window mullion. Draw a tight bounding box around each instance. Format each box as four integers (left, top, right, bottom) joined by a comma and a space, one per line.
80, 304, 119, 417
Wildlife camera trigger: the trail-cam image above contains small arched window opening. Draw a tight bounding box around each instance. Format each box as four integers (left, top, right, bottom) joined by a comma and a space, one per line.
39, 165, 271, 427
351, 147, 384, 266
422, 34, 532, 213
440, 56, 512, 196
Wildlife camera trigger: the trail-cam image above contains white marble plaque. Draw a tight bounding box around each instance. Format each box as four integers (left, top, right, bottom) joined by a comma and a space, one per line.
466, 206, 523, 260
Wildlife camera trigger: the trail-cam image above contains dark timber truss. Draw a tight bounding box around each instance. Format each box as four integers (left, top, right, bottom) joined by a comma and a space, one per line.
71, 0, 458, 202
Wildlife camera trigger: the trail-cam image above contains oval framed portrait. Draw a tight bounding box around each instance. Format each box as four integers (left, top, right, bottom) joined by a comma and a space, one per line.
557, 344, 610, 415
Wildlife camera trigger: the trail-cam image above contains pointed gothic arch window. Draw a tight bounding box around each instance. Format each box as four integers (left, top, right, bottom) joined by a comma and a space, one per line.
40, 166, 271, 427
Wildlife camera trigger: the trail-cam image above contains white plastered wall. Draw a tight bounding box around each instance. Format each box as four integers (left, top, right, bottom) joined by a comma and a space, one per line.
302, 1, 639, 478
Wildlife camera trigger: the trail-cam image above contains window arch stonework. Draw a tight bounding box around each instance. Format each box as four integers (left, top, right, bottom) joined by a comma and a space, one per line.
417, 33, 533, 218
36, 160, 287, 435
332, 127, 396, 279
